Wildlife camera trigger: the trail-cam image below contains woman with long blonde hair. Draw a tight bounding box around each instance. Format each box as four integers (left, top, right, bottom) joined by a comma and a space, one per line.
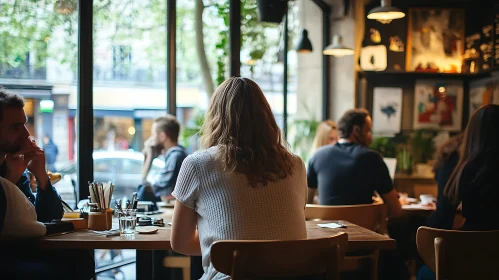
312, 120, 338, 152
170, 77, 307, 279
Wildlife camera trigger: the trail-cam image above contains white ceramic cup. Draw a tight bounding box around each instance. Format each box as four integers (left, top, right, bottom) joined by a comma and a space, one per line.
420, 194, 435, 205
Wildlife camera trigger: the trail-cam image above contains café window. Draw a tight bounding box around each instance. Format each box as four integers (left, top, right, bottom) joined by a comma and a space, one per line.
112, 45, 132, 80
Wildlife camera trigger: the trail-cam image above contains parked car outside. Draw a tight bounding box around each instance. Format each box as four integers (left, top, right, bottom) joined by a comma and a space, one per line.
55, 150, 165, 205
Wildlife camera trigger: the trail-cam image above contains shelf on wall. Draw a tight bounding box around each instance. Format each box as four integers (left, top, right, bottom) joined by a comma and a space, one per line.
357, 70, 494, 81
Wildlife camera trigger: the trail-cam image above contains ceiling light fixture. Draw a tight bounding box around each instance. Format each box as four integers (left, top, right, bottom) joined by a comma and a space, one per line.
323, 35, 354, 57
367, 0, 405, 24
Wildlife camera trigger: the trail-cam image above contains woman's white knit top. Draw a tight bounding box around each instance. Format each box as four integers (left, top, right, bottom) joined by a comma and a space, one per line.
172, 146, 308, 280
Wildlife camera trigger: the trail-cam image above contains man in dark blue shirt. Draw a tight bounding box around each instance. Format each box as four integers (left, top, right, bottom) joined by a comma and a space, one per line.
140, 115, 188, 202
307, 108, 402, 217
0, 89, 62, 222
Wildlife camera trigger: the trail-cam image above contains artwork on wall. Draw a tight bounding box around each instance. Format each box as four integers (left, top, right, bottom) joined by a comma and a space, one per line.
362, 6, 408, 71
360, 45, 387, 71
406, 8, 465, 73
413, 80, 463, 131
372, 87, 403, 134
469, 77, 499, 118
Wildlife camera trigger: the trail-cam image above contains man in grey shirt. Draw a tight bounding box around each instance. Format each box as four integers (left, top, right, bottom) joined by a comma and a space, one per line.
139, 115, 188, 202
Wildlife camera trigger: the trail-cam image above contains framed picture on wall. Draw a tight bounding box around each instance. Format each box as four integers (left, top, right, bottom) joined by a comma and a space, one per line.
372, 87, 403, 135
413, 80, 463, 131
469, 77, 499, 118
406, 8, 465, 73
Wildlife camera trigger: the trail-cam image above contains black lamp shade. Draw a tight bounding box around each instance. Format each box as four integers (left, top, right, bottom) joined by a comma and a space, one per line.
257, 0, 289, 23
296, 29, 313, 53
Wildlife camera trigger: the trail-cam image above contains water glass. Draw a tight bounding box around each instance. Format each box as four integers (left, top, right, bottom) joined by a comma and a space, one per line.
119, 209, 137, 235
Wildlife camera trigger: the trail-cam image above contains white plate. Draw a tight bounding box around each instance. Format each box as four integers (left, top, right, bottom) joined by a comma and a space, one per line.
136, 226, 158, 234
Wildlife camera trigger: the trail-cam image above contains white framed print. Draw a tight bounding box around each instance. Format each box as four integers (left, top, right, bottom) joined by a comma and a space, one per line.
372, 87, 403, 134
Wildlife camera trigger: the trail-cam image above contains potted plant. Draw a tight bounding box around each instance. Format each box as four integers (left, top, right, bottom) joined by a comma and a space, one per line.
370, 137, 396, 158
409, 130, 437, 176
396, 145, 412, 175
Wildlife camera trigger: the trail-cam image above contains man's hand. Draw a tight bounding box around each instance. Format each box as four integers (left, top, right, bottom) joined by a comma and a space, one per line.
25, 140, 49, 190
144, 137, 162, 159
10, 139, 49, 190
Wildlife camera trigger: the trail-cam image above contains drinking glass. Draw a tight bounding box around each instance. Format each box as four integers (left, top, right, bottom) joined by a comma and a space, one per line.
119, 209, 137, 235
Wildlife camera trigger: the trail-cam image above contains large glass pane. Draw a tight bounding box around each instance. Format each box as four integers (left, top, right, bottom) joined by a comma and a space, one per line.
176, 0, 227, 153
91, 0, 169, 274
0, 0, 79, 206
91, 0, 167, 199
238, 0, 299, 137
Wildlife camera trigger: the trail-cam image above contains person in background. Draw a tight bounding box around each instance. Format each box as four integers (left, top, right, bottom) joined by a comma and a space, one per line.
105, 124, 128, 151
0, 89, 94, 279
170, 77, 307, 279
139, 115, 188, 203
42, 135, 58, 172
418, 104, 499, 280
425, 134, 463, 229
431, 104, 499, 231
312, 119, 338, 153
306, 108, 402, 216
0, 89, 62, 222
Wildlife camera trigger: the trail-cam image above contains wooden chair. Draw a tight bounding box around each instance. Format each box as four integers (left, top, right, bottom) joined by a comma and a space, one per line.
305, 203, 387, 233
163, 256, 190, 280
305, 203, 387, 280
210, 233, 348, 280
417, 226, 499, 280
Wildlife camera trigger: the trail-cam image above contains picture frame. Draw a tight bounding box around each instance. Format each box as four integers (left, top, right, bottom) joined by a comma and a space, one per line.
406, 8, 465, 73
413, 80, 463, 131
469, 77, 499, 118
372, 87, 403, 135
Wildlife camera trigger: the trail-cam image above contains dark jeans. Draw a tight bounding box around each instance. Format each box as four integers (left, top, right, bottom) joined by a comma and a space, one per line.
4, 249, 95, 280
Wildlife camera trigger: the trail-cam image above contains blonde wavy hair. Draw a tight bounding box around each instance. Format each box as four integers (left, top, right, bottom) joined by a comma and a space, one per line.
200, 77, 294, 187
312, 120, 338, 152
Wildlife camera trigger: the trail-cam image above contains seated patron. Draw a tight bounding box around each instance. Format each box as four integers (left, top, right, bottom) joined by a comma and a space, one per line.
426, 134, 463, 229
429, 104, 499, 231
139, 115, 188, 202
311, 119, 338, 153
419, 104, 499, 280
307, 108, 402, 217
170, 77, 308, 279
0, 89, 63, 222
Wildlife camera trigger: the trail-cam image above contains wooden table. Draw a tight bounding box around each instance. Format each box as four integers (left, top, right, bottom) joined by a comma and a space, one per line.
4, 220, 395, 279
402, 204, 436, 217
31, 220, 394, 251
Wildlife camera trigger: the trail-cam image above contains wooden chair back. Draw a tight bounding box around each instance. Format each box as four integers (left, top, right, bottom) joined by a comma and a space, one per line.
210, 233, 348, 280
305, 203, 386, 232
417, 226, 499, 280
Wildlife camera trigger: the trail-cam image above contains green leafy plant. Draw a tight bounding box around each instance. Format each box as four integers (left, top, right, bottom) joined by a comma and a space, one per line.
288, 119, 320, 162
180, 111, 205, 150
370, 137, 396, 158
409, 130, 437, 164
396, 145, 412, 174
213, 0, 282, 86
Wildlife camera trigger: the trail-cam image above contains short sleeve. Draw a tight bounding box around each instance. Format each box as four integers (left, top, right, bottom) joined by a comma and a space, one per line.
171, 155, 200, 209
368, 152, 393, 195
306, 155, 318, 189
